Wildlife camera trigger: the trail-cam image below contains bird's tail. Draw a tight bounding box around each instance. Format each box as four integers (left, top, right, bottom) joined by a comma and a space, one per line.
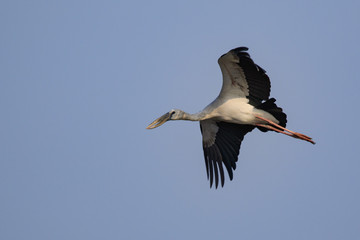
256, 98, 287, 132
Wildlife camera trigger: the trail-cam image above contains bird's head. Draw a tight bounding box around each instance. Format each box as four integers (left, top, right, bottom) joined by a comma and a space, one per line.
146, 109, 183, 129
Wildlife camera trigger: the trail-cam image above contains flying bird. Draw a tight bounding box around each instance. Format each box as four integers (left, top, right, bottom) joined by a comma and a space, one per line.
146, 47, 315, 188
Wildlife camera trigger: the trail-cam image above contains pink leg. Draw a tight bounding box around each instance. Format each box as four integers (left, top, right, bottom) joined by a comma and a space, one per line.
255, 115, 315, 144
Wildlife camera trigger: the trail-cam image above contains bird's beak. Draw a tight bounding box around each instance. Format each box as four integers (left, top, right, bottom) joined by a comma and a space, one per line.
146, 112, 171, 129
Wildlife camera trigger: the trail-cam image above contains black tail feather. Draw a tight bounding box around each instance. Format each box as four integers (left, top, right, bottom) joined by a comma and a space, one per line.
256, 98, 287, 132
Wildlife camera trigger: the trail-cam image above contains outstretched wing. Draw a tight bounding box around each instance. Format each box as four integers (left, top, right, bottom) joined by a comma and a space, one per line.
200, 120, 254, 188
218, 47, 271, 106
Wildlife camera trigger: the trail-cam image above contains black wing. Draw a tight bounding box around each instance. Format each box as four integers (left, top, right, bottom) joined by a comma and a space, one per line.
218, 47, 271, 106
200, 120, 254, 188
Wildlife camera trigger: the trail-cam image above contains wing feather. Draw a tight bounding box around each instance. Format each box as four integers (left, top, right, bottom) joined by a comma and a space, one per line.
200, 120, 254, 188
218, 47, 271, 106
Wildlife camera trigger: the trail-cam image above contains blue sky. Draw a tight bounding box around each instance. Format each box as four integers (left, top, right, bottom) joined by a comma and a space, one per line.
1, 0, 360, 239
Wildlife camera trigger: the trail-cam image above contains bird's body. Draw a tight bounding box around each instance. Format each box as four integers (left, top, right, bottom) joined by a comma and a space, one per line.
147, 47, 315, 188
201, 97, 278, 125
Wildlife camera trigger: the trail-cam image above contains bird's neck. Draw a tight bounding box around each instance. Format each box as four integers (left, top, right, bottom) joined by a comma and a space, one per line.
179, 111, 206, 121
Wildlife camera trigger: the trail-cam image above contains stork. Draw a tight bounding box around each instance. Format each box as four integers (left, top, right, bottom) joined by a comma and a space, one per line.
146, 47, 315, 188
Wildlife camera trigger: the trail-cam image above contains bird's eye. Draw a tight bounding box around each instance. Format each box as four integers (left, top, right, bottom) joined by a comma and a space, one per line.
169, 111, 176, 119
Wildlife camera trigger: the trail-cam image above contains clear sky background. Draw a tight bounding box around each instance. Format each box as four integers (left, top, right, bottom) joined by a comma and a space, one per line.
1, 0, 360, 239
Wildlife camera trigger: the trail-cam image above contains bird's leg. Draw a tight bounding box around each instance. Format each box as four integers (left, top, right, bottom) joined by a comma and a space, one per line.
255, 115, 315, 144
256, 124, 295, 137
